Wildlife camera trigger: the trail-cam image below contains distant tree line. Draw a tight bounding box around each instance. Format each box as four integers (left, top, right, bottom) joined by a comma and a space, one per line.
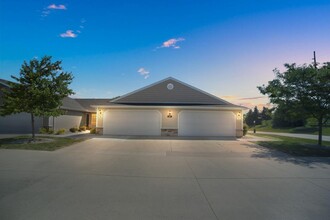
244, 105, 308, 128
244, 106, 272, 127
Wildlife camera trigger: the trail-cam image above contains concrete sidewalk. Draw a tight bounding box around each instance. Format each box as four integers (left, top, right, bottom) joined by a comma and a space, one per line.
249, 131, 330, 142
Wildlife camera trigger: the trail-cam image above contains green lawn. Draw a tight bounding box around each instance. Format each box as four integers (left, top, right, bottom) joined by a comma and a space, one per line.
250, 125, 330, 135
250, 133, 330, 157
0, 136, 87, 151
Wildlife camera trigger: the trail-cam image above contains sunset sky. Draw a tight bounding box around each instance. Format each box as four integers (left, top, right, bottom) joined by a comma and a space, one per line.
1, 0, 329, 109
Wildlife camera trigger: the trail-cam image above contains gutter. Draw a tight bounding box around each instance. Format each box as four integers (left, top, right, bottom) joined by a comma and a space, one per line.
91, 105, 247, 111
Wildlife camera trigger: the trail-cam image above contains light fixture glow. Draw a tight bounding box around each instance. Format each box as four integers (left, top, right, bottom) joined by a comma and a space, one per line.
167, 110, 172, 118
97, 109, 103, 118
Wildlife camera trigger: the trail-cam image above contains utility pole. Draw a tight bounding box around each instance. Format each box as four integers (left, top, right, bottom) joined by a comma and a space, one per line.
313, 51, 317, 69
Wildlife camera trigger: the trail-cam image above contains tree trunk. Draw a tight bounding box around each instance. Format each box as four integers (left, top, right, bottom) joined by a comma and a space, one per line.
31, 113, 35, 141
318, 117, 323, 146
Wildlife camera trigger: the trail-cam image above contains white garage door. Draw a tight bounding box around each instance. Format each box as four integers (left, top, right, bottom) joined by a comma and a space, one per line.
103, 110, 161, 136
178, 111, 236, 137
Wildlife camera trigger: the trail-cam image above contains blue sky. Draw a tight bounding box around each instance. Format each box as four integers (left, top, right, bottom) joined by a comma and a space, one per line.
1, 0, 329, 109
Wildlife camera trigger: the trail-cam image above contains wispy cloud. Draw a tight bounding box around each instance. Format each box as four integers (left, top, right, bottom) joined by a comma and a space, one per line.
41, 10, 51, 17
41, 4, 67, 17
79, 18, 86, 29
41, 4, 85, 38
60, 30, 77, 38
219, 95, 271, 110
220, 95, 266, 101
220, 95, 238, 100
239, 96, 266, 100
157, 38, 185, 49
137, 68, 150, 79
47, 4, 67, 10
237, 102, 273, 110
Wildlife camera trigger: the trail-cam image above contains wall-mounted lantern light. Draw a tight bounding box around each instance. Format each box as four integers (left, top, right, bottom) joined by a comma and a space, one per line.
167, 110, 173, 118
98, 109, 103, 118
237, 112, 242, 120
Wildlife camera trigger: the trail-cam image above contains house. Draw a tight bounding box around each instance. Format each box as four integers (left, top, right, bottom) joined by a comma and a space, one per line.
92, 77, 246, 137
0, 77, 246, 137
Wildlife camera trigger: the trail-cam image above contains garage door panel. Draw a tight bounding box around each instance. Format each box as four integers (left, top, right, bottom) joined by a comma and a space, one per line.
178, 111, 236, 137
103, 110, 161, 136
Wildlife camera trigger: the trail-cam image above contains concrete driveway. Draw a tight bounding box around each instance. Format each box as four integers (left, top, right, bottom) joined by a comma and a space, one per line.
0, 138, 329, 220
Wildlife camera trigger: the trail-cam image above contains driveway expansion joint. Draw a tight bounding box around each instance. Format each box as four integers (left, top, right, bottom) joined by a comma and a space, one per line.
184, 157, 219, 220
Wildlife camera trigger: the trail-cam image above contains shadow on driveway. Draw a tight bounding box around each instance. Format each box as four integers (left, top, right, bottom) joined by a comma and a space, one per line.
242, 142, 330, 167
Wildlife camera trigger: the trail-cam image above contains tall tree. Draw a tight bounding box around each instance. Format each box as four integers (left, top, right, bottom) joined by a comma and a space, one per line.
258, 62, 330, 146
0, 56, 74, 140
244, 109, 254, 126
260, 107, 272, 121
252, 106, 262, 125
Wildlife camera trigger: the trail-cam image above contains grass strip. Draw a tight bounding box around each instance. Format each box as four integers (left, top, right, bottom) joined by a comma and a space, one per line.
251, 134, 330, 157
0, 136, 87, 151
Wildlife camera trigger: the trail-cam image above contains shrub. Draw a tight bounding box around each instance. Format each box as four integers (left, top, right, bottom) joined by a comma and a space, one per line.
69, 127, 78, 133
39, 127, 48, 134
261, 120, 272, 127
39, 127, 54, 134
79, 126, 87, 131
243, 124, 249, 136
306, 117, 318, 127
90, 128, 96, 134
55, 128, 66, 135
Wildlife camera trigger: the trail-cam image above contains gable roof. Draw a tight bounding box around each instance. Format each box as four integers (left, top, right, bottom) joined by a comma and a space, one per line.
112, 77, 236, 106
61, 97, 88, 112
0, 79, 11, 88
0, 79, 14, 106
75, 98, 114, 112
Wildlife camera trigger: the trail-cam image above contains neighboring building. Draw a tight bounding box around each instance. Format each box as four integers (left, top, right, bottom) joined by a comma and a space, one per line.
0, 77, 246, 137
93, 77, 246, 137
0, 79, 90, 133
44, 97, 90, 131
0, 79, 43, 133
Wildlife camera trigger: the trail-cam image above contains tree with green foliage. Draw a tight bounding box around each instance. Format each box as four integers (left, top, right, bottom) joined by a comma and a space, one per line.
252, 106, 262, 125
0, 56, 74, 140
260, 107, 272, 121
244, 106, 268, 127
258, 62, 330, 146
244, 109, 254, 126
272, 103, 305, 128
